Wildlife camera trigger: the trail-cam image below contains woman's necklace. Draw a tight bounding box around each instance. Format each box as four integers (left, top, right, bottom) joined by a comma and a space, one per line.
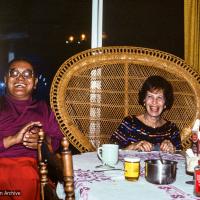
143, 113, 161, 128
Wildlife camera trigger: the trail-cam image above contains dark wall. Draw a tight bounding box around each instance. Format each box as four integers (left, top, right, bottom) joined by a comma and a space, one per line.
0, 1, 184, 99
104, 0, 184, 58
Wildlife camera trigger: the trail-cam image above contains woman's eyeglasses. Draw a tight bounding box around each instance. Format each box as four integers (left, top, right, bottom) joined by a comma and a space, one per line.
8, 69, 34, 79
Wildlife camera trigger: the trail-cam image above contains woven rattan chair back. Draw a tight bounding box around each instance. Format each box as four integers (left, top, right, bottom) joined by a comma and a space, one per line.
50, 46, 200, 152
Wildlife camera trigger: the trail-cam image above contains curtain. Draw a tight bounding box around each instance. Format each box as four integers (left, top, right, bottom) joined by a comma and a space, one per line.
184, 0, 200, 72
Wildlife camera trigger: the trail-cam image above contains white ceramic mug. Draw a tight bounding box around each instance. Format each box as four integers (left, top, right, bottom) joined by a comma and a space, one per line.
97, 144, 119, 166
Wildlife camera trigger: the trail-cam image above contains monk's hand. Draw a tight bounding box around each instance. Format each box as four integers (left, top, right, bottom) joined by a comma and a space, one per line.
160, 140, 175, 154
125, 141, 153, 152
23, 122, 42, 149
3, 121, 42, 148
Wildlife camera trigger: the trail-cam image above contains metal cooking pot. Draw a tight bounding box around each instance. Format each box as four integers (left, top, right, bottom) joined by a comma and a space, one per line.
145, 159, 177, 185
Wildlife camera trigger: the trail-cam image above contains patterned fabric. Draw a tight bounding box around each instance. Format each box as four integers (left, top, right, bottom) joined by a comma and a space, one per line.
110, 115, 182, 150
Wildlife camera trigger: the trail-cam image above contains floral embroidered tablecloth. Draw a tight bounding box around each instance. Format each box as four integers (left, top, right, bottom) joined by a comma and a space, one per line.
57, 151, 200, 200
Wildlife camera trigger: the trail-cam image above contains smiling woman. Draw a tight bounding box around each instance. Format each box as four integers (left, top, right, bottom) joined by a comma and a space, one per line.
110, 75, 182, 153
0, 58, 63, 200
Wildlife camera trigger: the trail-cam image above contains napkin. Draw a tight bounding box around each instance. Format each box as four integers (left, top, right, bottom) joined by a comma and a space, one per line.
192, 119, 200, 132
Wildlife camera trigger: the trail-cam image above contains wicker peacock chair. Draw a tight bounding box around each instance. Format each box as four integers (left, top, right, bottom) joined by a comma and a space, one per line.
50, 46, 200, 152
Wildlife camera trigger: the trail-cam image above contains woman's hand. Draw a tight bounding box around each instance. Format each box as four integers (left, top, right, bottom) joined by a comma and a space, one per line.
125, 141, 153, 152
160, 140, 175, 153
3, 121, 42, 149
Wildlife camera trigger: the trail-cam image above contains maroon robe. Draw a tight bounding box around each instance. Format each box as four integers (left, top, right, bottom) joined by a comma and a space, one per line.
0, 95, 63, 200
0, 95, 63, 158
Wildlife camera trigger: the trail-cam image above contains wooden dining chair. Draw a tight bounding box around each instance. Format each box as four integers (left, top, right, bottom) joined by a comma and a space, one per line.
38, 130, 75, 200
50, 46, 200, 152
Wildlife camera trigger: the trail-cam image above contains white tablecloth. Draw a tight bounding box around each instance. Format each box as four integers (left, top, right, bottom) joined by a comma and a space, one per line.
57, 150, 199, 200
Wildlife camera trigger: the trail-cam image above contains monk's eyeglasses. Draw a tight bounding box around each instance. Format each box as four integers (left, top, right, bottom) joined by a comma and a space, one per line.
8, 69, 34, 79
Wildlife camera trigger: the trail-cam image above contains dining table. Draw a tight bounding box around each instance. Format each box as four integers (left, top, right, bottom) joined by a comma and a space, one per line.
56, 150, 200, 200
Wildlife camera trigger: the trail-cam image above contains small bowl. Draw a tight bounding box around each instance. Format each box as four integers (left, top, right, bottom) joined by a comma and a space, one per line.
145, 159, 177, 185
